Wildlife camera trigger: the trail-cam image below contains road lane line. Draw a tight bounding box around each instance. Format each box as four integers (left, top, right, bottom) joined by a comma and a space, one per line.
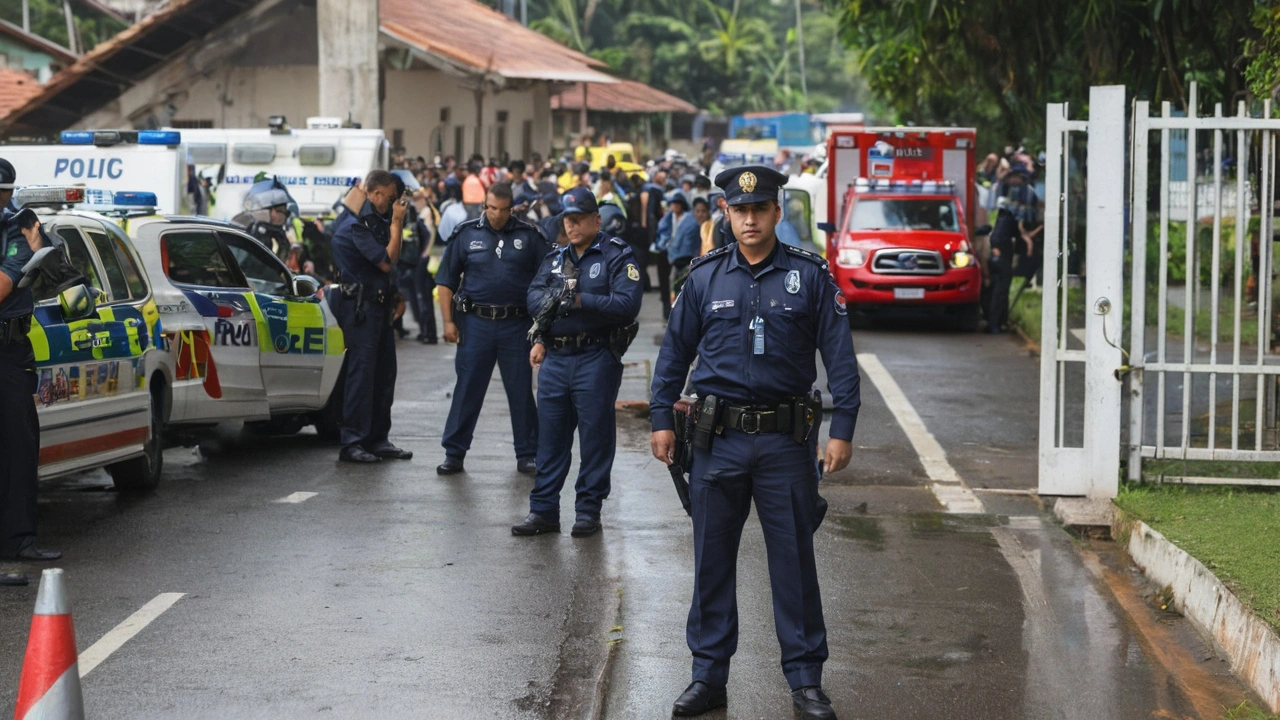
79, 593, 185, 678
858, 354, 985, 513
274, 492, 318, 504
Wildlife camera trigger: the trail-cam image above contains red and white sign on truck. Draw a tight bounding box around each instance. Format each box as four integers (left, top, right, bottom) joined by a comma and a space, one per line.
822, 127, 982, 330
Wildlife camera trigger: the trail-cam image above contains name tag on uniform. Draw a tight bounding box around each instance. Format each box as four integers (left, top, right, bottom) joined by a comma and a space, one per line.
468, 240, 484, 251
710, 300, 734, 311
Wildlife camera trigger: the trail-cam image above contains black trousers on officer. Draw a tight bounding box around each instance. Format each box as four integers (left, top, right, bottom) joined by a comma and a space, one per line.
0, 337, 39, 557
331, 293, 397, 451
987, 261, 1013, 331
687, 428, 827, 691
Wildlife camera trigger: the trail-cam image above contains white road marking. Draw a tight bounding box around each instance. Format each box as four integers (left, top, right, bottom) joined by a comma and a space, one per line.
859, 353, 986, 514
274, 492, 318, 504
79, 593, 185, 678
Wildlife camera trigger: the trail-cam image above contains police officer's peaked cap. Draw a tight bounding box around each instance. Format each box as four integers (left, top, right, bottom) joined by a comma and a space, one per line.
715, 165, 788, 207
561, 186, 599, 215
0, 158, 15, 190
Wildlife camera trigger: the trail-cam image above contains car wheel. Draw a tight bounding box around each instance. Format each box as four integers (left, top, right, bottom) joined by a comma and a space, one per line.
108, 388, 164, 493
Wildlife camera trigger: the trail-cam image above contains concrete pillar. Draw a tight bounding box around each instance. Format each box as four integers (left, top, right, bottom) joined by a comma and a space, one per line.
317, 0, 379, 128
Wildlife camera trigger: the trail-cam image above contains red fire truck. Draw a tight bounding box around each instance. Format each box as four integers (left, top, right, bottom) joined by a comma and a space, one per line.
820, 127, 982, 330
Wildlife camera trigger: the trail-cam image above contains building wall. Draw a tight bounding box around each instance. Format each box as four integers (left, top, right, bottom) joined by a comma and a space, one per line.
382, 68, 550, 162
0, 38, 61, 81
169, 65, 320, 129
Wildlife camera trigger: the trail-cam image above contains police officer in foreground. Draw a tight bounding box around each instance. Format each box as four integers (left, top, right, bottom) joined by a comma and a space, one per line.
650, 166, 860, 719
329, 170, 413, 463
512, 187, 643, 537
0, 158, 62, 587
435, 181, 549, 476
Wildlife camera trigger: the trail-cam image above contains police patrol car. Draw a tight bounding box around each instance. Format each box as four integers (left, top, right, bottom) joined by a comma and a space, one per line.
121, 213, 345, 438
17, 186, 166, 491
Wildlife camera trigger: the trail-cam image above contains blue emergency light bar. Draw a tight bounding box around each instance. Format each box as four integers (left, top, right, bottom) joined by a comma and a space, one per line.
78, 189, 158, 216
61, 130, 181, 147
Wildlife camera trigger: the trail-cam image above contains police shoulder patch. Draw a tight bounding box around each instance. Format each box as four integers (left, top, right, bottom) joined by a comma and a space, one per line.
690, 245, 732, 272
626, 263, 640, 281
783, 244, 827, 268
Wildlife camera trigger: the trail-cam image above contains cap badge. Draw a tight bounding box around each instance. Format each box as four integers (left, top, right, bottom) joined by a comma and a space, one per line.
738, 171, 757, 193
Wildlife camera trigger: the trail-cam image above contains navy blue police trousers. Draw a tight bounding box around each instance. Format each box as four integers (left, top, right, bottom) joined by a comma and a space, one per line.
331, 294, 397, 452
0, 338, 38, 556
440, 312, 537, 461
688, 428, 827, 691
528, 345, 623, 520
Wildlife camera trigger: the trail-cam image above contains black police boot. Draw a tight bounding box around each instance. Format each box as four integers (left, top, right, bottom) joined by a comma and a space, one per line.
791, 686, 837, 720
671, 681, 727, 716
511, 513, 560, 536
339, 446, 381, 464
13, 539, 61, 562
373, 444, 413, 460
0, 572, 29, 586
570, 513, 601, 538
436, 456, 465, 475
516, 458, 536, 475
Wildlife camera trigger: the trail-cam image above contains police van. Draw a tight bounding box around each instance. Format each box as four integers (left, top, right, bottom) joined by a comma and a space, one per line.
17, 186, 167, 491
1, 130, 187, 214
177, 118, 388, 221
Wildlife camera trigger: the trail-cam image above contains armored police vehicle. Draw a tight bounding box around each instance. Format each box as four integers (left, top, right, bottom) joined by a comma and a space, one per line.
18, 186, 166, 491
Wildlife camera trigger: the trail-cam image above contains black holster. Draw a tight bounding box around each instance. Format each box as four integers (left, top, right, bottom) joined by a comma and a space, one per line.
693, 394, 722, 450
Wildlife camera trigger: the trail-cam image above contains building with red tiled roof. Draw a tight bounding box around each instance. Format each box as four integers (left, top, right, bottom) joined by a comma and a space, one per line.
0, 67, 42, 118
0, 0, 704, 162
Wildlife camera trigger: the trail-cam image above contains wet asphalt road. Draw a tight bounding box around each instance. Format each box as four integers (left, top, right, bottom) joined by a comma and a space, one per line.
0, 296, 1258, 719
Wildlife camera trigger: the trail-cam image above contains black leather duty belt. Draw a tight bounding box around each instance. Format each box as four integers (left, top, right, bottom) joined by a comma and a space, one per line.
468, 304, 527, 320
0, 315, 32, 344
547, 333, 604, 353
723, 404, 799, 435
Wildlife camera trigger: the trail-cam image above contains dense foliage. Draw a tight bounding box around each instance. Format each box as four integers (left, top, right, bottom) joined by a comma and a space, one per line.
0, 0, 127, 54
522, 0, 874, 116
824, 0, 1272, 147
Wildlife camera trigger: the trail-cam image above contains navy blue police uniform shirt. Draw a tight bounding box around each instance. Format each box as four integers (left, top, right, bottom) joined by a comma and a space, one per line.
0, 206, 34, 319
330, 200, 394, 291
651, 242, 862, 440
435, 213, 549, 306
527, 232, 643, 338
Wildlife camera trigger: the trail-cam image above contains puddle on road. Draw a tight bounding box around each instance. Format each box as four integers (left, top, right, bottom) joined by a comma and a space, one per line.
828, 514, 886, 550
829, 512, 1007, 550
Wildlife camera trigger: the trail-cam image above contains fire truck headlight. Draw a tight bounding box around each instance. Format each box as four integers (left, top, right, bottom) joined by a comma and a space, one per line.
950, 251, 974, 269
837, 248, 867, 268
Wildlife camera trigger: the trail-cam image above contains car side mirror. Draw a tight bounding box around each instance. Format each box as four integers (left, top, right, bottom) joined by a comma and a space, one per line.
816, 222, 835, 234
58, 283, 96, 321
291, 274, 321, 297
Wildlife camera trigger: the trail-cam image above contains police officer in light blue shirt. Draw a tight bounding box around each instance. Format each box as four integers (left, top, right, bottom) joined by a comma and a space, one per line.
0, 159, 61, 585
434, 181, 549, 476
512, 186, 643, 538
328, 171, 413, 464
649, 165, 860, 720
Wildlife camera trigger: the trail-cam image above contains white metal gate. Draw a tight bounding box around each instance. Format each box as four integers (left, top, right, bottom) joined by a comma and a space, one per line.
1040, 84, 1280, 495
1127, 85, 1280, 482
1038, 86, 1127, 497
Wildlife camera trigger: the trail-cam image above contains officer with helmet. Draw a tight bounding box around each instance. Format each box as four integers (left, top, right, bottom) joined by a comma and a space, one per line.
0, 158, 62, 587
235, 177, 296, 260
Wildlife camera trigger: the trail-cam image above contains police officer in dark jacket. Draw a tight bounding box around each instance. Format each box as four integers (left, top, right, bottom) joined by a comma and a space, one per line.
512, 187, 643, 538
0, 159, 61, 587
650, 166, 860, 720
435, 181, 549, 475
328, 170, 413, 463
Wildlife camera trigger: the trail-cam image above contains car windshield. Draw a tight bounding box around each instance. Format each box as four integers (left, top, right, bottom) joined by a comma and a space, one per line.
847, 198, 959, 232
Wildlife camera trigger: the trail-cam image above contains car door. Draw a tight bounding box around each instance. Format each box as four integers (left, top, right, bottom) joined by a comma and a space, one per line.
32, 220, 150, 478
216, 229, 330, 411
157, 227, 270, 421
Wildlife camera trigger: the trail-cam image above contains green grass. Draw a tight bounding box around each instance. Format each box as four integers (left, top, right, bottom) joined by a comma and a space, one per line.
1115, 482, 1280, 633
1159, 291, 1260, 345
1222, 701, 1280, 720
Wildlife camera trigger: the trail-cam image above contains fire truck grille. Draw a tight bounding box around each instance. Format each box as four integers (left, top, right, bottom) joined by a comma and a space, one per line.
871, 249, 946, 276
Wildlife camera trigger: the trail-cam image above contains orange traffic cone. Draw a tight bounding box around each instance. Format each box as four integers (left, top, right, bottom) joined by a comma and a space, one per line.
14, 569, 84, 720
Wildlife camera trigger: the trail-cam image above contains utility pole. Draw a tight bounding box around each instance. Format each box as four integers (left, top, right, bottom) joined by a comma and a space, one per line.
22, 0, 29, 33
795, 0, 808, 110
317, 0, 380, 129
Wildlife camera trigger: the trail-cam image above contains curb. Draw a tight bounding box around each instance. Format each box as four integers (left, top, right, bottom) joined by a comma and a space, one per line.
1112, 509, 1280, 712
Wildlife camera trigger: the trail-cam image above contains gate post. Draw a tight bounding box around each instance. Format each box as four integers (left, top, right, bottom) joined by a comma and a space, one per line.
1082, 86, 1126, 497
